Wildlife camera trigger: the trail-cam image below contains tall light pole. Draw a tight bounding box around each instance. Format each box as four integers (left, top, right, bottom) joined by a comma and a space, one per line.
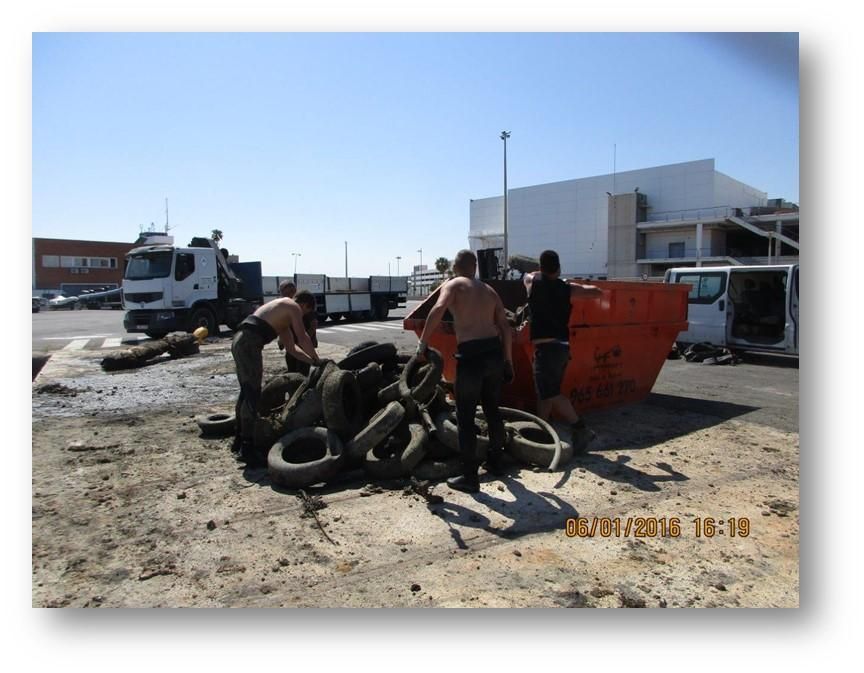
344, 241, 348, 278
396, 255, 401, 277
500, 130, 510, 279
291, 252, 301, 275
417, 248, 423, 294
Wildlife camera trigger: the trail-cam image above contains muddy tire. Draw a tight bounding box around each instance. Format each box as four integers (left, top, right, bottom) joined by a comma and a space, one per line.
280, 387, 323, 430
399, 349, 443, 408
346, 401, 405, 460
337, 343, 397, 371
506, 421, 573, 469
259, 373, 306, 415
412, 456, 463, 481
433, 409, 489, 456
348, 341, 380, 357
426, 437, 458, 459
196, 413, 236, 437
363, 440, 407, 480
356, 362, 383, 392
400, 423, 429, 472
268, 427, 344, 489
321, 369, 364, 441
377, 380, 401, 405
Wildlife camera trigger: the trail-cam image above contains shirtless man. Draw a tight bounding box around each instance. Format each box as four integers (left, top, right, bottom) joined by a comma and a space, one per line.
417, 249, 513, 493
231, 290, 319, 465
278, 279, 318, 375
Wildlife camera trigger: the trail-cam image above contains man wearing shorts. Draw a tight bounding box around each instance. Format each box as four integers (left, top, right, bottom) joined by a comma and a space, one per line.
232, 290, 319, 466
524, 250, 602, 453
416, 250, 513, 493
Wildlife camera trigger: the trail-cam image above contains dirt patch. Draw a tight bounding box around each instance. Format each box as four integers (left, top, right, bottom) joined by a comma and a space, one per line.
32, 340, 799, 608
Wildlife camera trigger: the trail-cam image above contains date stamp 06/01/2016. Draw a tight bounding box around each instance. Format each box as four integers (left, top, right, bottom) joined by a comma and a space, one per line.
564, 517, 751, 539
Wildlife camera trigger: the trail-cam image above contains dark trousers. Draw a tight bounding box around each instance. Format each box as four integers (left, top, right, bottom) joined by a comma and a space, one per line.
454, 337, 507, 478
232, 329, 265, 443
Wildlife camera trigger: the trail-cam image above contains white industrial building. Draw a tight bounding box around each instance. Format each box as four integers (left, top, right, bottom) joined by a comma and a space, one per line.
469, 158, 799, 279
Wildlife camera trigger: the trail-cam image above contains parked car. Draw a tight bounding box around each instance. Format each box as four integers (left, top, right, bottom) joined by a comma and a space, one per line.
48, 294, 79, 310
32, 297, 40, 313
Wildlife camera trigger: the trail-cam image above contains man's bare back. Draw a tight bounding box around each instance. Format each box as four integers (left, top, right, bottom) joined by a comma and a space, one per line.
253, 298, 318, 364
443, 276, 502, 344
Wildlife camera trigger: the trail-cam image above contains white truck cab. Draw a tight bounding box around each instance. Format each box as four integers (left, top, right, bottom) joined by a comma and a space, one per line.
123, 238, 261, 338
665, 264, 799, 355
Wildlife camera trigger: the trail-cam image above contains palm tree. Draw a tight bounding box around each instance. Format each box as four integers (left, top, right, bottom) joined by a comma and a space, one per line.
211, 229, 224, 244
435, 256, 451, 277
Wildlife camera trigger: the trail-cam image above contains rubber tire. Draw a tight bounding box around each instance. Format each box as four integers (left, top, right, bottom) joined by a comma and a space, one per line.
196, 413, 236, 437
321, 369, 364, 441
399, 349, 443, 407
346, 400, 405, 460
426, 437, 458, 459
268, 427, 345, 489
280, 387, 323, 430
338, 343, 397, 371
363, 440, 407, 480
433, 409, 490, 455
400, 423, 429, 472
348, 341, 380, 356
188, 305, 217, 336
259, 373, 306, 415
377, 380, 402, 405
145, 330, 168, 340
356, 362, 383, 392
506, 421, 573, 469
412, 456, 463, 481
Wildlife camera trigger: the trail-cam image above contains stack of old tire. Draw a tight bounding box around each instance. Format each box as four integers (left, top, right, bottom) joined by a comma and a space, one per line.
217, 341, 568, 490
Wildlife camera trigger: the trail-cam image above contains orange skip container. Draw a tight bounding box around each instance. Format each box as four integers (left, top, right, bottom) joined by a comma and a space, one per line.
402, 279, 689, 414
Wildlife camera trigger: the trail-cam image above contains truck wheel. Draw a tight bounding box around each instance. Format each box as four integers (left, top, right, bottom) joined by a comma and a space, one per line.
374, 298, 389, 321
145, 330, 168, 340
189, 306, 217, 336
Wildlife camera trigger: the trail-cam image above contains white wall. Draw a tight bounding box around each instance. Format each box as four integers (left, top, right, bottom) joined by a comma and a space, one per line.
468, 159, 769, 277
713, 171, 768, 211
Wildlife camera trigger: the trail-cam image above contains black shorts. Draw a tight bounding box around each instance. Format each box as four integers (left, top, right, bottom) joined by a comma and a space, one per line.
533, 341, 570, 400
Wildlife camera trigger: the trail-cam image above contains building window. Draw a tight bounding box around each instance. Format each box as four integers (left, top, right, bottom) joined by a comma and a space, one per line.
41, 255, 59, 268
668, 242, 685, 258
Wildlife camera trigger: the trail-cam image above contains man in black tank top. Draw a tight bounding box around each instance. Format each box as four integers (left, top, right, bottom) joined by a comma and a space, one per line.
525, 250, 602, 453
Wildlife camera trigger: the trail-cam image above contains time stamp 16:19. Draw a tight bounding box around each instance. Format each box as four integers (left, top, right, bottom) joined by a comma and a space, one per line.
564, 517, 751, 539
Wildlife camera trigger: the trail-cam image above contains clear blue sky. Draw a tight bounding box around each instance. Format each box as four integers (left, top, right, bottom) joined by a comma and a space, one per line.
32, 32, 798, 277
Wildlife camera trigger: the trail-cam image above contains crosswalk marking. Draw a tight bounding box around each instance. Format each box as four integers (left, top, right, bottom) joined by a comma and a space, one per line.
327, 326, 363, 333
62, 339, 90, 351
101, 337, 123, 349
369, 322, 403, 330
350, 324, 388, 332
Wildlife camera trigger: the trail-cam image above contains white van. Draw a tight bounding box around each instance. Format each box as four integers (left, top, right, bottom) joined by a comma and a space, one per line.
664, 264, 799, 356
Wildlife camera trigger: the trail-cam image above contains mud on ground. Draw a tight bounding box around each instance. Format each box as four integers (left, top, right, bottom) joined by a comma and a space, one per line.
32, 343, 799, 607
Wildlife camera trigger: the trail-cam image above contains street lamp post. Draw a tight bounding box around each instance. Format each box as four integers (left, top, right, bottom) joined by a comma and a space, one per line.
291, 252, 301, 275
417, 248, 423, 294
500, 130, 510, 279
396, 256, 401, 277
